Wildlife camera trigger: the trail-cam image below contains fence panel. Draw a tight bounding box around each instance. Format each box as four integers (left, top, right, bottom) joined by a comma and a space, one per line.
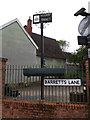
4, 64, 87, 103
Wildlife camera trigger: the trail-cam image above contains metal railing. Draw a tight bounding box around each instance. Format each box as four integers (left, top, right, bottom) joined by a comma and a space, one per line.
4, 64, 87, 103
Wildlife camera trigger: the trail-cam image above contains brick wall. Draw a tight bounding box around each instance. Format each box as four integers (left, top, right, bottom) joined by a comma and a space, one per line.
24, 17, 32, 36
0, 58, 8, 119
0, 58, 8, 98
2, 99, 90, 119
0, 59, 2, 100
86, 59, 90, 103
1, 58, 90, 119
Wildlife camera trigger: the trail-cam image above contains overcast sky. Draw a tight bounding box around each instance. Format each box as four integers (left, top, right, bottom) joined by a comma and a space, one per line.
0, 0, 90, 52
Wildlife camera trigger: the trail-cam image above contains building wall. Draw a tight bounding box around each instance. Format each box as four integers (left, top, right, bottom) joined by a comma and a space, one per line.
1, 22, 37, 65
36, 56, 66, 67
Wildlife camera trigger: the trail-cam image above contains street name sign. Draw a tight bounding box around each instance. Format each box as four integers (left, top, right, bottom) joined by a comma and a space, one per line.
40, 13, 52, 23
33, 13, 52, 24
44, 79, 81, 86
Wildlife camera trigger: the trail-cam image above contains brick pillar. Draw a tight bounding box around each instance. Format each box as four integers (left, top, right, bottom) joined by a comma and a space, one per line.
0, 58, 8, 99
86, 59, 90, 103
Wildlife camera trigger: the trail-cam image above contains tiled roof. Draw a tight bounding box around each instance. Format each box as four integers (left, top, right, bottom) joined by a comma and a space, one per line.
31, 33, 66, 59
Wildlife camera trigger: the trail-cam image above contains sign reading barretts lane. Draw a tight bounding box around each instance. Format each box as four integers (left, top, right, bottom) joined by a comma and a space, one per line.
44, 79, 81, 86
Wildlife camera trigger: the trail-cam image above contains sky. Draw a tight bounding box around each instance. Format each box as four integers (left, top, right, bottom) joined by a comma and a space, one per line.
0, 0, 90, 52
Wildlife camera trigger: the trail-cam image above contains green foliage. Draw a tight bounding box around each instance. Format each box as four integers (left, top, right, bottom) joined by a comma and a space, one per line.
68, 46, 88, 65
45, 65, 50, 68
57, 40, 69, 51
64, 67, 86, 79
76, 46, 87, 65
66, 46, 87, 78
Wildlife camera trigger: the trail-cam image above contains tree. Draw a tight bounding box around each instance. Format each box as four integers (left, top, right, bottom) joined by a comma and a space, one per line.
57, 40, 69, 52
68, 45, 88, 65
66, 46, 87, 78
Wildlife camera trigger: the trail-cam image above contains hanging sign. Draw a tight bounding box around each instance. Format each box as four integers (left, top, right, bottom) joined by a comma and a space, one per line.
33, 14, 40, 24
40, 13, 52, 23
33, 13, 52, 24
44, 79, 81, 86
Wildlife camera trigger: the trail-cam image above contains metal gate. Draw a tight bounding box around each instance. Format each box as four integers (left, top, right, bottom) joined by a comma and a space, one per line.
4, 64, 87, 103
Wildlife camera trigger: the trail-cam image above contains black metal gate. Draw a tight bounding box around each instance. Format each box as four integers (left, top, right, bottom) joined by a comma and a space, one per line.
4, 64, 87, 103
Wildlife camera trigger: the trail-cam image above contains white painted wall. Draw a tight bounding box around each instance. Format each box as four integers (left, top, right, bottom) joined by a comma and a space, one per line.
36, 56, 66, 68
1, 22, 37, 65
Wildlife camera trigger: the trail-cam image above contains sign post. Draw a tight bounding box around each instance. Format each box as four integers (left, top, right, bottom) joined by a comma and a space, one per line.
74, 8, 90, 103
41, 22, 44, 100
33, 12, 52, 100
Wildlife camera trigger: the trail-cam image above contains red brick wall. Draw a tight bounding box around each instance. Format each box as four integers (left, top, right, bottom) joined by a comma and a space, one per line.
0, 61, 2, 119
2, 99, 90, 119
24, 17, 32, 36
0, 58, 8, 119
86, 60, 90, 103
0, 60, 2, 99
0, 58, 8, 98
1, 59, 90, 119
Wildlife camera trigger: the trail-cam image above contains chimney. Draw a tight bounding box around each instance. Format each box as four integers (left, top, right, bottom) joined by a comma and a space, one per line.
24, 16, 32, 36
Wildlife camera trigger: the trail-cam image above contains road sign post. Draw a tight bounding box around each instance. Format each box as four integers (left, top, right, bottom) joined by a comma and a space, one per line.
74, 8, 90, 103
33, 12, 52, 100
87, 36, 90, 73
41, 22, 44, 100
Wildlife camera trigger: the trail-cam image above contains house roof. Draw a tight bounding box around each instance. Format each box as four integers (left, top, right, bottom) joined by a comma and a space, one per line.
31, 33, 66, 59
0, 18, 38, 49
